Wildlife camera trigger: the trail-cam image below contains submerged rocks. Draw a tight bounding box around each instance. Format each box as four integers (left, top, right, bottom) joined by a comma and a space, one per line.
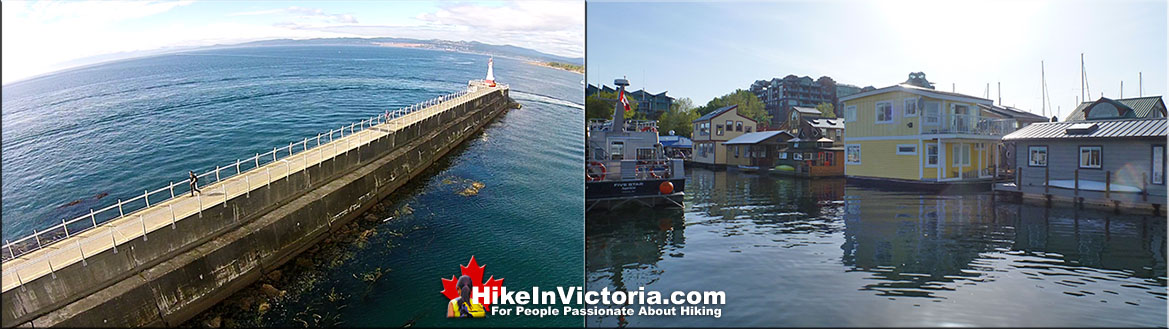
260, 284, 285, 298
458, 181, 486, 196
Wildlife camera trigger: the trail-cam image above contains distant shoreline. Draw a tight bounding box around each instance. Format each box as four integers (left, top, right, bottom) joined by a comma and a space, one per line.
529, 61, 584, 74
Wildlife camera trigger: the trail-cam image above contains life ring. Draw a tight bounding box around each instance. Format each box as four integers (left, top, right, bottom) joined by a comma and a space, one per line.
587, 161, 607, 181
640, 126, 657, 133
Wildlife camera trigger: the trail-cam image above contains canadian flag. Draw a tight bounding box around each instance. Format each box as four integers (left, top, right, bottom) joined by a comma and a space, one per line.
618, 89, 631, 112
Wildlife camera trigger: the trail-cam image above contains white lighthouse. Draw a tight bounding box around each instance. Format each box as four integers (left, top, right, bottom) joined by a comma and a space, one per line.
485, 57, 496, 86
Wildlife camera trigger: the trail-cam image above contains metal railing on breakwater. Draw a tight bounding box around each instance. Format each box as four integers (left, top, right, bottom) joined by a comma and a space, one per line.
0, 83, 504, 287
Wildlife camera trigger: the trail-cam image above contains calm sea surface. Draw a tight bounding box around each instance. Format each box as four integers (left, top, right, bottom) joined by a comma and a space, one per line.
2, 45, 584, 327
586, 168, 1166, 327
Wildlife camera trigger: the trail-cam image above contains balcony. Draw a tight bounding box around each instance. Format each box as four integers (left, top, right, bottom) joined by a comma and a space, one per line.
920, 114, 1017, 136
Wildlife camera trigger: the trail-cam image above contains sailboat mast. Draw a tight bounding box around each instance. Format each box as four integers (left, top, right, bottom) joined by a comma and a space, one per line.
1041, 60, 1046, 117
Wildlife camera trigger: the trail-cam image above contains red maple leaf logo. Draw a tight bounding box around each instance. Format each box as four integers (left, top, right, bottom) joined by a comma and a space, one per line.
440, 256, 505, 309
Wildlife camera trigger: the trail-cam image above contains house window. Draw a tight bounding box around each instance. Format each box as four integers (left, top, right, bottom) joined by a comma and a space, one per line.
875, 101, 893, 123
794, 152, 803, 160
923, 101, 941, 125
610, 141, 625, 160
904, 99, 917, 117
1028, 146, 1047, 167
1154, 145, 1165, 184
896, 144, 917, 155
716, 124, 724, 136
779, 152, 787, 159
1079, 146, 1102, 169
734, 145, 740, 158
845, 144, 861, 164
952, 144, 970, 166
746, 126, 752, 133
804, 152, 812, 161
826, 152, 834, 166
726, 120, 734, 132
736, 121, 743, 132
925, 144, 938, 167
844, 105, 857, 122
636, 148, 655, 160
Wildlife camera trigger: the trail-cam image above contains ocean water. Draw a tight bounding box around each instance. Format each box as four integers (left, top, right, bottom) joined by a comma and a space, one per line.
586, 168, 1166, 327
2, 45, 584, 327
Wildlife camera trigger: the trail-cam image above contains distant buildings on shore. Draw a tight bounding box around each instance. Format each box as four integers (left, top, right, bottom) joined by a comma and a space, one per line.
587, 84, 674, 118
749, 75, 872, 127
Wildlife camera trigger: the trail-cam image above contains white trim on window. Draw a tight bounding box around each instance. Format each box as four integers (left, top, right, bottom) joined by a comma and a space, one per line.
844, 105, 857, 122
904, 98, 918, 117
1028, 145, 1047, 167
925, 144, 939, 168
952, 144, 970, 166
875, 101, 894, 124
845, 144, 861, 165
896, 144, 917, 155
1079, 146, 1102, 169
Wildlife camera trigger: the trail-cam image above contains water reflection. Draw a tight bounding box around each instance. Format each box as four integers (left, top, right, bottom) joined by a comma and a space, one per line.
586, 167, 1166, 327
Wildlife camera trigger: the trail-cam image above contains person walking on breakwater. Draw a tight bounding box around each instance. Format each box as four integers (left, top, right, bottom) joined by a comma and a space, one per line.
189, 171, 202, 197
447, 275, 486, 318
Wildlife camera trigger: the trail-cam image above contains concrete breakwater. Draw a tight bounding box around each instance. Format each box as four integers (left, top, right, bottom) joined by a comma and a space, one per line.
2, 84, 515, 327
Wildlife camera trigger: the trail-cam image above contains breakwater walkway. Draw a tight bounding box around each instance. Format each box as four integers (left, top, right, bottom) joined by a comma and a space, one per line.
2, 81, 513, 327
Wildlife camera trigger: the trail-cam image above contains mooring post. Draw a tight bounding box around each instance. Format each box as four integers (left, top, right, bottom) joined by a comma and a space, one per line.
1106, 171, 1112, 199
1074, 169, 1079, 197
1142, 173, 1149, 201
1044, 166, 1049, 194
1016, 166, 1022, 190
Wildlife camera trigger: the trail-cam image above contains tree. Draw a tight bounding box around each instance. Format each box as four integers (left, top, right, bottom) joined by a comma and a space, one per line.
585, 91, 638, 120
815, 102, 836, 118
658, 97, 699, 137
698, 89, 770, 123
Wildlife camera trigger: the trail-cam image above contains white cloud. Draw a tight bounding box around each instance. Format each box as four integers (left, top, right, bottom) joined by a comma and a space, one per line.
1, 0, 583, 84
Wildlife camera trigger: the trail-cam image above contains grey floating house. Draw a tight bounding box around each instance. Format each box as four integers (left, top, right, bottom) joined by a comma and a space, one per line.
995, 114, 1167, 213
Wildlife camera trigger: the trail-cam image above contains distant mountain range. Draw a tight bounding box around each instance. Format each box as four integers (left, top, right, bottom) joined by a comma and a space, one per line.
226, 37, 584, 65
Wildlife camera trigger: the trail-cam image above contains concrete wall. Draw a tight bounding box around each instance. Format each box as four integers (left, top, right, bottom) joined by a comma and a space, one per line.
3, 89, 512, 327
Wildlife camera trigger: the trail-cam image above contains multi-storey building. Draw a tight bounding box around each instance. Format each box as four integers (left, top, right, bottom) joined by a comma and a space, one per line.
749, 75, 869, 127
586, 84, 674, 118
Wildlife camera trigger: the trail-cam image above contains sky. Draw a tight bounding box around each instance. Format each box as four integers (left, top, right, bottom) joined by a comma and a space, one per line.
1, 0, 583, 84
587, 0, 1168, 118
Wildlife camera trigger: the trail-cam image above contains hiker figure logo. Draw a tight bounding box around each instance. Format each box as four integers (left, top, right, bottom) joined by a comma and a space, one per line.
441, 256, 504, 318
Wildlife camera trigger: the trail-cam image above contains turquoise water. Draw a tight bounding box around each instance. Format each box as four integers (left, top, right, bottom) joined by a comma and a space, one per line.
586, 168, 1166, 327
2, 46, 584, 327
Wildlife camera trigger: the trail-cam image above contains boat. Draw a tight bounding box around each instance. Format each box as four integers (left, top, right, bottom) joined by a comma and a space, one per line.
585, 78, 686, 211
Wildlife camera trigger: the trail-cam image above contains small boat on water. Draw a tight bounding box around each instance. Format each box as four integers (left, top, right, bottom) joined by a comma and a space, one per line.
585, 78, 686, 211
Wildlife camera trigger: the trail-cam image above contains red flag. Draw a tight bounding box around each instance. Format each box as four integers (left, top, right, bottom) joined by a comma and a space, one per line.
619, 89, 631, 112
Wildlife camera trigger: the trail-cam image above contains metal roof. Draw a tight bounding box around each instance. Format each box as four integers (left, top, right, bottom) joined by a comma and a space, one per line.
840, 83, 993, 104
1064, 96, 1165, 121
793, 106, 821, 115
1002, 118, 1166, 141
658, 135, 693, 148
724, 131, 793, 145
976, 104, 1047, 122
693, 105, 738, 123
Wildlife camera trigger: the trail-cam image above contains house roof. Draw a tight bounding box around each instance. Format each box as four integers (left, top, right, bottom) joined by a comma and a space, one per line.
724, 131, 793, 145
1064, 96, 1165, 121
792, 106, 821, 115
1002, 118, 1166, 141
807, 118, 844, 129
976, 104, 1047, 122
839, 83, 993, 105
694, 105, 738, 123
658, 135, 693, 148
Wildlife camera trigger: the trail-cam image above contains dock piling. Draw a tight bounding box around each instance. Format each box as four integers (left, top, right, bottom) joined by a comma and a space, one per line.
1142, 173, 1149, 201
1106, 171, 1112, 199
1016, 167, 1022, 190
1044, 166, 1049, 194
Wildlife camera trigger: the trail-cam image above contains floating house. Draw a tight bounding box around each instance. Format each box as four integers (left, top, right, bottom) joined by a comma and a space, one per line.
995, 109, 1166, 213
1064, 96, 1166, 121
775, 137, 844, 178
839, 72, 1043, 188
724, 130, 793, 170
691, 105, 758, 167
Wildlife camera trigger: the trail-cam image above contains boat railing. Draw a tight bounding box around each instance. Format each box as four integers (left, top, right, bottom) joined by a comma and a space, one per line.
1, 86, 486, 266
588, 158, 680, 182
